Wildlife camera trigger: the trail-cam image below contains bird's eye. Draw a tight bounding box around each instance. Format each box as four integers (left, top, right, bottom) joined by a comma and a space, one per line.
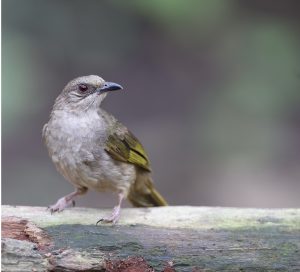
78, 84, 88, 92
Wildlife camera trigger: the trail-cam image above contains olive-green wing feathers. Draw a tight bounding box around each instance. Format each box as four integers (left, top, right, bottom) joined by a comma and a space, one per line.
104, 128, 151, 171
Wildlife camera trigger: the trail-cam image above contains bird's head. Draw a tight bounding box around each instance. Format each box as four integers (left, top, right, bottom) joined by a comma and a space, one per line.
54, 75, 123, 111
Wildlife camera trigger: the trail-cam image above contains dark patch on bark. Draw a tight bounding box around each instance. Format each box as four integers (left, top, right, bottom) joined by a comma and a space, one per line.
105, 256, 154, 272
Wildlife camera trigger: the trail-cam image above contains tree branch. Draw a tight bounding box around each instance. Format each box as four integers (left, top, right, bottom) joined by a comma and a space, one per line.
2, 205, 300, 271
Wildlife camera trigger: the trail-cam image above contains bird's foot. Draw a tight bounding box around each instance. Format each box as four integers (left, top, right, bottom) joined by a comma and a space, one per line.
47, 197, 75, 214
96, 206, 121, 225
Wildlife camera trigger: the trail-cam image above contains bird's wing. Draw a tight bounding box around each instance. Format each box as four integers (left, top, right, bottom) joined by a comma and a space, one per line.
104, 125, 151, 171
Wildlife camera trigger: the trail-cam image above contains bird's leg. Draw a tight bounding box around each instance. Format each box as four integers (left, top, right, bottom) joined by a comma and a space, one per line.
97, 192, 124, 224
48, 187, 88, 214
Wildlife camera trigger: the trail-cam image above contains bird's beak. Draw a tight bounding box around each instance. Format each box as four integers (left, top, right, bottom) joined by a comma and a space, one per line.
96, 82, 123, 93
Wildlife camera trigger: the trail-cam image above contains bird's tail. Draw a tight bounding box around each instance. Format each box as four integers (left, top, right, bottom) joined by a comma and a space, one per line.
128, 174, 168, 207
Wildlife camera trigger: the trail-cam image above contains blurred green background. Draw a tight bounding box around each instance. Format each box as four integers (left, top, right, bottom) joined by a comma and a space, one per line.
2, 0, 300, 208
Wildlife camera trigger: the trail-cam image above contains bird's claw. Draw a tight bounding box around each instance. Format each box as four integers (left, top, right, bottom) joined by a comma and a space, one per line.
96, 207, 120, 225
47, 197, 75, 214
46, 206, 57, 214
96, 218, 104, 225
96, 217, 118, 225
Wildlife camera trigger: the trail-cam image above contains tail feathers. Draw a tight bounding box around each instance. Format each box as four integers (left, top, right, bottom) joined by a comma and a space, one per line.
148, 186, 168, 206
128, 176, 168, 207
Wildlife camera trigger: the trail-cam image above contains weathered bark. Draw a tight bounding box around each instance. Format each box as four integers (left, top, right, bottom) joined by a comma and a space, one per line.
1, 205, 300, 271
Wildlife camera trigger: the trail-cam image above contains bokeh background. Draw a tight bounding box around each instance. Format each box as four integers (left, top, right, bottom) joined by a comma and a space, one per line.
2, 0, 300, 208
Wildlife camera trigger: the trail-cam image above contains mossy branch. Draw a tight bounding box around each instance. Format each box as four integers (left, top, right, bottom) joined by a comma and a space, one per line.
2, 205, 300, 271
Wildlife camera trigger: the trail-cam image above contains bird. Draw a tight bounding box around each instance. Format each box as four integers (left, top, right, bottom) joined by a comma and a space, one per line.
43, 75, 167, 224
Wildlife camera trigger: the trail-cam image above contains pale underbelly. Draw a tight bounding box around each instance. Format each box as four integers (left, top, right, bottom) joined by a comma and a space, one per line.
54, 153, 136, 194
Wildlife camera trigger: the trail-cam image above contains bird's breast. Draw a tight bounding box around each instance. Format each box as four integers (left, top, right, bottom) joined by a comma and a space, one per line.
44, 110, 135, 193
44, 111, 105, 175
